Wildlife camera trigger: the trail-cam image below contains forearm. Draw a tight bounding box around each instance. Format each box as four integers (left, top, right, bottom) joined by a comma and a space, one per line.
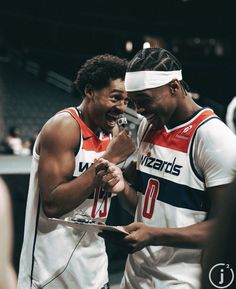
117, 181, 138, 216
150, 219, 215, 249
102, 150, 124, 165
102, 130, 135, 165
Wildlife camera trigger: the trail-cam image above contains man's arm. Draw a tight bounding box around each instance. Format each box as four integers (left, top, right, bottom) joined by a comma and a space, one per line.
38, 114, 135, 218
95, 161, 226, 252
118, 161, 138, 215
104, 129, 135, 164
38, 114, 96, 218
122, 185, 224, 253
95, 159, 138, 215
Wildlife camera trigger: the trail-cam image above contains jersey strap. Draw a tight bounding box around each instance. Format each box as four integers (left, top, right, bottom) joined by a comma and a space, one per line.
58, 107, 111, 152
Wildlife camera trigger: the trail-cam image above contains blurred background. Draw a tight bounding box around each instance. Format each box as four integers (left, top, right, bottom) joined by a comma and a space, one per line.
0, 0, 236, 285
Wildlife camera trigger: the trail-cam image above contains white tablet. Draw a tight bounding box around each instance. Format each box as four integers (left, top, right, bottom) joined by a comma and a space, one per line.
49, 218, 128, 235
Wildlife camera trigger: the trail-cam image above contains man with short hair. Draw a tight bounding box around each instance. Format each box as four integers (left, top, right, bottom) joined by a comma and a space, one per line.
17, 54, 135, 289
96, 48, 236, 289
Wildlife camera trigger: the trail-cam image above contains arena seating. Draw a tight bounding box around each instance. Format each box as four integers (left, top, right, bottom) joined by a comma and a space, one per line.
0, 61, 79, 141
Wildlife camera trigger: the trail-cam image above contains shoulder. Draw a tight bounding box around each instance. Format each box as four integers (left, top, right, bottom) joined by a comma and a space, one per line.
196, 117, 236, 145
194, 117, 236, 158
39, 112, 81, 152
193, 118, 236, 187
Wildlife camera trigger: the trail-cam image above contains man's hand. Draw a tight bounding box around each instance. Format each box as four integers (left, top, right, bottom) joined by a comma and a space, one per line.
122, 222, 155, 253
95, 159, 125, 194
103, 130, 135, 164
99, 222, 155, 254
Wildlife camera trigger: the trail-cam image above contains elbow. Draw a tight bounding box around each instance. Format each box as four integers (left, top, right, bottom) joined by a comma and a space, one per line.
42, 200, 62, 218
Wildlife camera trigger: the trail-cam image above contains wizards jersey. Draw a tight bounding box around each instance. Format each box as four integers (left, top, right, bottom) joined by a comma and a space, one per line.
121, 108, 236, 289
17, 107, 112, 289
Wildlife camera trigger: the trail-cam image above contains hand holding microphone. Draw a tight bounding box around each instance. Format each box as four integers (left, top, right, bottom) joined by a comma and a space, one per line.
103, 115, 135, 164
117, 115, 132, 138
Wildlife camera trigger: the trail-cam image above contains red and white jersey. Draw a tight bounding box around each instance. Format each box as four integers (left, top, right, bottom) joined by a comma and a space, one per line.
17, 107, 112, 289
121, 108, 236, 289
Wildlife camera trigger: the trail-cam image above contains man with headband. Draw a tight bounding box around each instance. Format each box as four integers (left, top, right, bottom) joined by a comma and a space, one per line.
95, 48, 236, 289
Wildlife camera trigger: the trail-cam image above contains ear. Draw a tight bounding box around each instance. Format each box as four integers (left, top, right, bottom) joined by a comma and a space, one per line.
169, 80, 180, 95
84, 84, 95, 100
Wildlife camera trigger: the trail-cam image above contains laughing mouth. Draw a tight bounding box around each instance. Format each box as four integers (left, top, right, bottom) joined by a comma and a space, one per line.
105, 113, 121, 128
106, 113, 121, 122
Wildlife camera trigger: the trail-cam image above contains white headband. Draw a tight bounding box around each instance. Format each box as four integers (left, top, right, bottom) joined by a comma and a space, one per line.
125, 70, 182, 92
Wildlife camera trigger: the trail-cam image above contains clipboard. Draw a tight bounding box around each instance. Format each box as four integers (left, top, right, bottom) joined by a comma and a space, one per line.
49, 218, 128, 236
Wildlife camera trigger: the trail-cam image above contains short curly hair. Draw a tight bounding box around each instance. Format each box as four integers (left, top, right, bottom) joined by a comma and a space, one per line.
74, 54, 128, 96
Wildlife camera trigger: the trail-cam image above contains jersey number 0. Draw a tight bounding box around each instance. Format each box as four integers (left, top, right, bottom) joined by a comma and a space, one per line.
142, 178, 160, 219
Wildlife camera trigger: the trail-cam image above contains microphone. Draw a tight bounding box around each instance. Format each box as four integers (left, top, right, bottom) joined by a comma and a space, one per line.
117, 115, 128, 128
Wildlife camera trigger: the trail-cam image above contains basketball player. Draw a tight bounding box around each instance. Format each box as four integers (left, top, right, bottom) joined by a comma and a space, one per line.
17, 54, 135, 289
95, 48, 236, 289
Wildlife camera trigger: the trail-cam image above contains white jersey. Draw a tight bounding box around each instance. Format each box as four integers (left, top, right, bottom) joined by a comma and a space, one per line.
17, 107, 112, 289
121, 108, 236, 289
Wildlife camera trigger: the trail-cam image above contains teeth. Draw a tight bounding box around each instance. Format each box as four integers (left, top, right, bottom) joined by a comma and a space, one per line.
107, 114, 119, 120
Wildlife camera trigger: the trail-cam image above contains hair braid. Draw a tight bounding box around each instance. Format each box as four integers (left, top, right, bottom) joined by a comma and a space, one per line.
127, 48, 189, 90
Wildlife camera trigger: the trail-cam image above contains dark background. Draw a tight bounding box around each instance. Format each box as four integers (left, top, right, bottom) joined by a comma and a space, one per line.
0, 0, 236, 106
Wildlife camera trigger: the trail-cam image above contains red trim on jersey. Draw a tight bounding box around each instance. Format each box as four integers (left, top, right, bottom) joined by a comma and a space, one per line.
58, 107, 110, 152
143, 109, 216, 153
